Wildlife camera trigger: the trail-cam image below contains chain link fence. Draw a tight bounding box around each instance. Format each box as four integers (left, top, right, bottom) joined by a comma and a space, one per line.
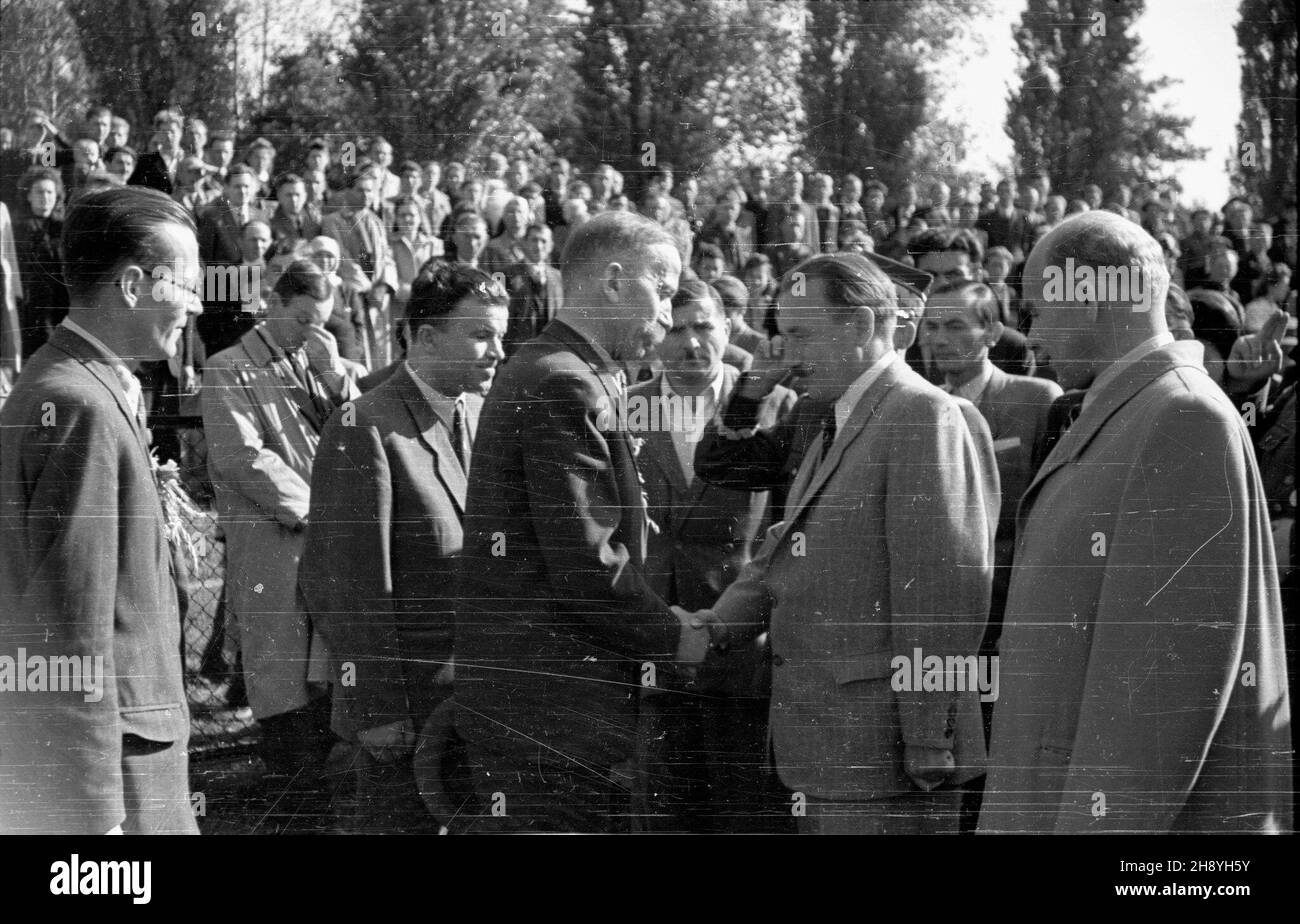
163, 418, 258, 757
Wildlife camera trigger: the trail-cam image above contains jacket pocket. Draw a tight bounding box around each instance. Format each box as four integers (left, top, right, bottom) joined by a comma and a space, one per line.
831, 649, 896, 685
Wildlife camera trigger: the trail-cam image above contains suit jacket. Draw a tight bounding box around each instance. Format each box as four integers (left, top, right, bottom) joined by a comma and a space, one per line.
504, 261, 564, 353
632, 367, 768, 611
198, 197, 268, 267
979, 341, 1292, 833
454, 320, 683, 769
128, 151, 178, 195
711, 357, 995, 801
967, 365, 1063, 623
269, 205, 323, 253
0, 326, 188, 834
302, 364, 480, 739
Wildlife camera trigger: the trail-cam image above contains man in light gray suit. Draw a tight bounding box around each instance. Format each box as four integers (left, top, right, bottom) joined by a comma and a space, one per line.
697, 253, 997, 834
979, 211, 1291, 833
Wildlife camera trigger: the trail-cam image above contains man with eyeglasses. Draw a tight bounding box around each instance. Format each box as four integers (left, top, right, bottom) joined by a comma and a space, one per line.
0, 186, 203, 834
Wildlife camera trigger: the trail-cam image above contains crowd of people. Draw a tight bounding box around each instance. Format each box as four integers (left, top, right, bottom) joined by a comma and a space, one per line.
0, 102, 1294, 835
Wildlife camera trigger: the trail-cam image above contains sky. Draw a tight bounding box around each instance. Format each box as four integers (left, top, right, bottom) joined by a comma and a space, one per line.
945, 0, 1241, 208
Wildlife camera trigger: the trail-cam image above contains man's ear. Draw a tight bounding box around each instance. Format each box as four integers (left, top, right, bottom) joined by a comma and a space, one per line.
985, 319, 1004, 347
119, 264, 147, 308
601, 261, 623, 303
853, 305, 876, 344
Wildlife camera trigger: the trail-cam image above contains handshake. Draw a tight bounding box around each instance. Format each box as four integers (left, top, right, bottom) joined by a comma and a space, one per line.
671, 606, 730, 669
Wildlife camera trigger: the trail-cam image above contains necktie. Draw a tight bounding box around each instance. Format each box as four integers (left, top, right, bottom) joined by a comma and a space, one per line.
287, 348, 334, 424
820, 407, 838, 458
452, 396, 470, 471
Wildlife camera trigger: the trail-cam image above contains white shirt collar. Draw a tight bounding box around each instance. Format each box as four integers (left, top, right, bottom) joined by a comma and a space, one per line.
1081, 332, 1175, 412
834, 351, 897, 432
945, 358, 994, 404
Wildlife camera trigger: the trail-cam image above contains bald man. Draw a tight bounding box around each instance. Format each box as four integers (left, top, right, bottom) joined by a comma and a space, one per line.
979, 212, 1291, 834
453, 211, 715, 832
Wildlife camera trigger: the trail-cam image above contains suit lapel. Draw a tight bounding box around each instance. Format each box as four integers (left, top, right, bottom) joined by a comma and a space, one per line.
393, 365, 467, 513
48, 327, 153, 464
784, 358, 904, 528
1019, 342, 1207, 512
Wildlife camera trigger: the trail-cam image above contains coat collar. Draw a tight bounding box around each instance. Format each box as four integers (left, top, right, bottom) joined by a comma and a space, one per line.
46, 325, 152, 462
629, 364, 737, 502
784, 355, 908, 527
1023, 340, 1207, 502
389, 362, 470, 512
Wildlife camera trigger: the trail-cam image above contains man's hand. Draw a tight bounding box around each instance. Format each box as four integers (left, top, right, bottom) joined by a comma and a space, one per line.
1227, 309, 1286, 387
671, 606, 729, 654
672, 606, 712, 673
904, 745, 956, 791
301, 324, 342, 373
356, 719, 415, 762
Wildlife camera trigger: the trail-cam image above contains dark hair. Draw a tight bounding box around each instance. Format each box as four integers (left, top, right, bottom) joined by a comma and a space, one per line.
864, 180, 888, 196
273, 171, 305, 191
406, 262, 506, 333
104, 145, 137, 163
929, 280, 1001, 328
209, 130, 235, 145
779, 252, 897, 322
711, 275, 749, 313
398, 160, 421, 175
694, 242, 725, 264
307, 137, 331, 153
742, 253, 772, 273
246, 136, 275, 153
226, 164, 258, 182
908, 227, 984, 266
670, 276, 719, 315
273, 258, 331, 304
61, 185, 196, 297
85, 105, 112, 121
19, 166, 64, 211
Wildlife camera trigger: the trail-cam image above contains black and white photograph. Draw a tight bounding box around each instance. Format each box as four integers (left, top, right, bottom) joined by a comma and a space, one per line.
0, 0, 1294, 892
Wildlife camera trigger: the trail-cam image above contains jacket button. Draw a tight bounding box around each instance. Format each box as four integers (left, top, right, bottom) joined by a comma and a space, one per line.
772, 654, 785, 667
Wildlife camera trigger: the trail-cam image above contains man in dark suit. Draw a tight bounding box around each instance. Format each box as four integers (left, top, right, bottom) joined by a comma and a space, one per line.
303, 263, 507, 833
453, 211, 715, 832
980, 211, 1292, 833
922, 280, 1062, 645
630, 278, 784, 832
128, 112, 185, 196
503, 223, 563, 354
0, 186, 202, 834
909, 227, 1036, 377
196, 165, 267, 355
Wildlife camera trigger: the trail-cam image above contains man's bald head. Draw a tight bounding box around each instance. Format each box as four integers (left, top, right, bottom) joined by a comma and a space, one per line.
1023, 211, 1172, 389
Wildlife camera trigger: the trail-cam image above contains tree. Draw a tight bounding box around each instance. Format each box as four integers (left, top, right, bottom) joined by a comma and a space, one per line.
571, 0, 803, 192
1231, 0, 1296, 213
799, 0, 988, 193
0, 0, 90, 129
64, 0, 240, 134
335, 0, 578, 165
1006, 0, 1205, 198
